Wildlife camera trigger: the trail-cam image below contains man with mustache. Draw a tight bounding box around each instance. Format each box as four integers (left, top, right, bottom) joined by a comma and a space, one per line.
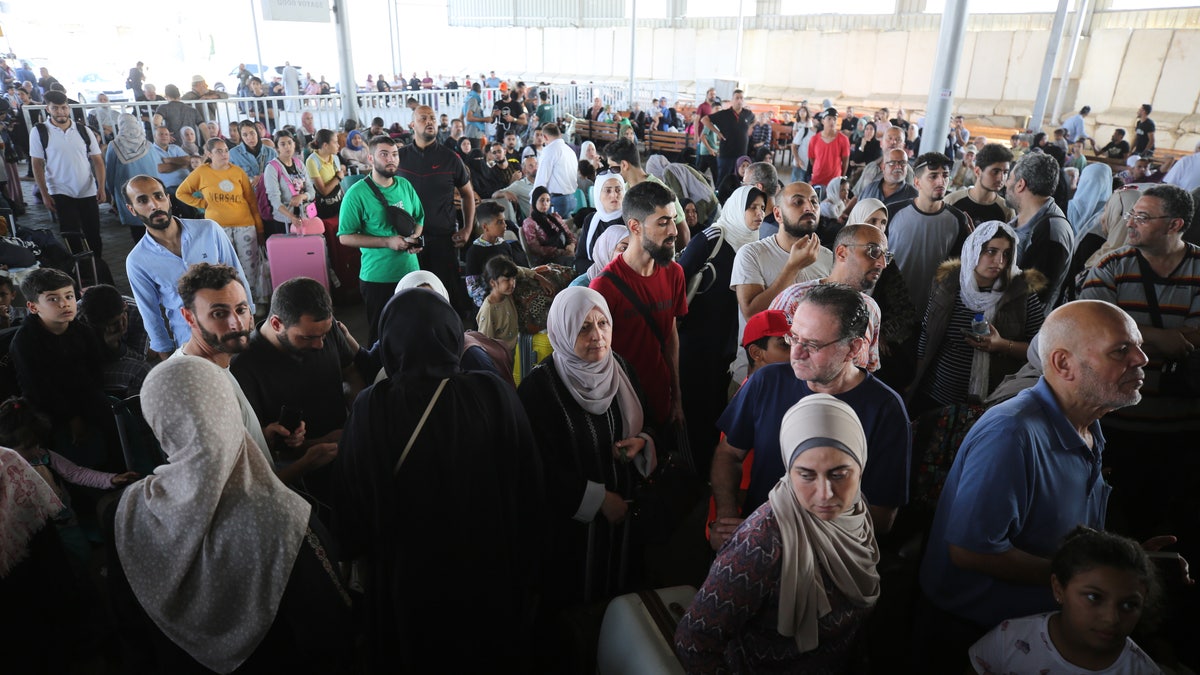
885, 152, 971, 317
124, 175, 254, 360
917, 301, 1149, 670
590, 181, 687, 427
1006, 151, 1074, 306
729, 180, 832, 382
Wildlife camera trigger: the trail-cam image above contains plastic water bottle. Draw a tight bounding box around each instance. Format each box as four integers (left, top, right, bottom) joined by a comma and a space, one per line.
971, 312, 990, 338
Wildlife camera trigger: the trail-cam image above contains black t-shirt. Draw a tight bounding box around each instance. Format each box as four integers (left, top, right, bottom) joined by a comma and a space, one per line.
465, 240, 524, 276
469, 157, 511, 200
396, 142, 471, 236
1134, 118, 1155, 154
841, 116, 858, 133
230, 323, 357, 439
707, 107, 755, 158
950, 194, 1009, 226
496, 99, 524, 139
1099, 140, 1130, 158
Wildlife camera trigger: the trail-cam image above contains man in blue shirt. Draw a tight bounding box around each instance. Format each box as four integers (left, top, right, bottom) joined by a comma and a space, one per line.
709, 283, 911, 550
147, 125, 195, 217
123, 175, 253, 358
1061, 105, 1091, 146
916, 300, 1148, 670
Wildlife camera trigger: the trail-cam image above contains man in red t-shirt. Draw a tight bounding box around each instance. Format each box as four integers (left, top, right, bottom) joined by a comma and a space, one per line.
590, 181, 688, 426
808, 107, 850, 193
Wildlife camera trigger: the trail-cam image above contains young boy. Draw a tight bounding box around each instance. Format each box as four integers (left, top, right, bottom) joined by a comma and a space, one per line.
464, 200, 528, 306
9, 268, 113, 468
476, 255, 519, 353
0, 275, 25, 329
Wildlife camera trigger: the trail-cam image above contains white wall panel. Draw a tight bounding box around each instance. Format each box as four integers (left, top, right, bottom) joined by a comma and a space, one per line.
1113, 29, 1171, 112
964, 31, 1011, 102
1075, 29, 1129, 113
1001, 30, 1049, 103
1156, 31, 1200, 115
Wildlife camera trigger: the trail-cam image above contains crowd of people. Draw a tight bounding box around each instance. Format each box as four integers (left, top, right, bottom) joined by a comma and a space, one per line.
1, 54, 1199, 675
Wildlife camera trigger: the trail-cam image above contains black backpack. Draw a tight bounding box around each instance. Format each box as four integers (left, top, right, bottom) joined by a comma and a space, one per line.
35, 121, 95, 158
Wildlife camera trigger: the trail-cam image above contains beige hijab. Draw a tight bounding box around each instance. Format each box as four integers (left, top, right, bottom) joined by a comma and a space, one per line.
1085, 189, 1142, 269
767, 394, 880, 652
113, 356, 311, 674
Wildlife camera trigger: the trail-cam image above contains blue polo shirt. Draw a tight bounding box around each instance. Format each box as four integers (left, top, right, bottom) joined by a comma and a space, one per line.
148, 141, 190, 188
718, 362, 911, 514
919, 377, 1110, 628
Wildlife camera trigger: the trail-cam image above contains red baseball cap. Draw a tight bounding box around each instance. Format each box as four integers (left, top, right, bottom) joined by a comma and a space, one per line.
743, 310, 790, 348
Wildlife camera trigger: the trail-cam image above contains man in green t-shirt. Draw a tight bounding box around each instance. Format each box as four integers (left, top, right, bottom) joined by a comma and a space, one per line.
535, 90, 555, 127
337, 135, 426, 343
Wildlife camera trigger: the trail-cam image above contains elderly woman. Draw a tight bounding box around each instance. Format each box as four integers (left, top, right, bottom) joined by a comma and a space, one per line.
517, 287, 656, 606
675, 394, 880, 672
105, 113, 159, 238
334, 289, 543, 672
909, 221, 1046, 414
574, 172, 625, 275
107, 356, 351, 673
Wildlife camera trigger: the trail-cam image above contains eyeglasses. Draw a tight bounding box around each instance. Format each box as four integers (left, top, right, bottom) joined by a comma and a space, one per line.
844, 243, 894, 264
885, 160, 908, 167
783, 333, 845, 354
1124, 211, 1173, 225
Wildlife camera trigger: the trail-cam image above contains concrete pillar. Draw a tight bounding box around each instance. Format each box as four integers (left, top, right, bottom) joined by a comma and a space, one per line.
629, 0, 637, 109
918, 0, 969, 156
333, 0, 360, 123
1052, 0, 1090, 125
1030, 0, 1070, 131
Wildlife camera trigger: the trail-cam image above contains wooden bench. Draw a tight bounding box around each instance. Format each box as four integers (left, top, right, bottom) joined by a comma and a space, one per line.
573, 119, 619, 147
645, 129, 692, 161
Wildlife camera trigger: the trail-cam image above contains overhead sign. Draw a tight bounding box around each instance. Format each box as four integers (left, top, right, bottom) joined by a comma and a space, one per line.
261, 0, 330, 23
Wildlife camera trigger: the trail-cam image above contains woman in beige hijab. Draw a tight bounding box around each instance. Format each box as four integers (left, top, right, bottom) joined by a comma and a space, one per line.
675, 394, 881, 672
107, 355, 351, 674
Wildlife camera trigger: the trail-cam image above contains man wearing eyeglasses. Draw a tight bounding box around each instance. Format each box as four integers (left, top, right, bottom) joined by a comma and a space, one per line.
709, 283, 909, 552
849, 126, 914, 212
1006, 152, 1073, 306
886, 152, 971, 317
856, 148, 918, 208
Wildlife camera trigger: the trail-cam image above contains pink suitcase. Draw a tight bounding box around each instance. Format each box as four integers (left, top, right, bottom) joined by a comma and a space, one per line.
266, 234, 328, 290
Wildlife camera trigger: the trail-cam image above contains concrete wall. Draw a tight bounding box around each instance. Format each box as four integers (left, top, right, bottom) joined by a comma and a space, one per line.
443, 10, 1200, 150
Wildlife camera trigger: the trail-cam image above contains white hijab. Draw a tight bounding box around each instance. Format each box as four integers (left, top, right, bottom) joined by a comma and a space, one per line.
847, 198, 887, 228
113, 356, 311, 674
396, 270, 449, 301
586, 225, 630, 281
821, 177, 846, 220
713, 185, 763, 253
959, 220, 1020, 402
767, 394, 879, 653
591, 173, 625, 224
547, 287, 643, 440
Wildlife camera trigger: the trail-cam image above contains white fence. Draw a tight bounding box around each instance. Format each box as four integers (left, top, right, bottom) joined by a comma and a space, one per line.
19, 80, 689, 140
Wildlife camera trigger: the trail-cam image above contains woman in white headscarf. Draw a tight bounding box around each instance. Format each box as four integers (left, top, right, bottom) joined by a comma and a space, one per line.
908, 221, 1046, 415
105, 113, 160, 236
517, 287, 656, 610
820, 176, 848, 222
676, 394, 880, 672
574, 172, 626, 275
108, 356, 351, 674
646, 153, 720, 229
570, 224, 630, 287
580, 140, 603, 171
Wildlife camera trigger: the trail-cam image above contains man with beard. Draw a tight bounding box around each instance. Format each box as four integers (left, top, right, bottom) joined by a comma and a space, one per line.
30, 90, 108, 268
730, 181, 832, 382
231, 277, 360, 500
1006, 151, 1073, 306
395, 105, 476, 320
769, 224, 891, 374
175, 260, 314, 475
590, 181, 687, 427
709, 284, 910, 551
917, 301, 1148, 670
339, 135, 426, 343
124, 175, 254, 358
885, 152, 971, 317
944, 143, 1014, 224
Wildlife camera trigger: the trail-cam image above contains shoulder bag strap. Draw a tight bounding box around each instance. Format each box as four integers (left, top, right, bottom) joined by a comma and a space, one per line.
600, 269, 667, 353
393, 378, 449, 477
364, 176, 390, 210
1134, 252, 1165, 329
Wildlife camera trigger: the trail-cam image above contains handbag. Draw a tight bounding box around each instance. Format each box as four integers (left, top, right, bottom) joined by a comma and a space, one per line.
314, 155, 344, 219
1136, 252, 1200, 395
364, 177, 417, 237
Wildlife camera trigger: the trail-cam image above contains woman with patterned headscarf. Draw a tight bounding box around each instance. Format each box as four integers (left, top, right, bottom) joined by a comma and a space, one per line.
105, 113, 159, 237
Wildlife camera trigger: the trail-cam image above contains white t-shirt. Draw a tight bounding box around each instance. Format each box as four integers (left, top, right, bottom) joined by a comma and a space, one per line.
969, 613, 1162, 675
29, 120, 101, 198
727, 237, 833, 380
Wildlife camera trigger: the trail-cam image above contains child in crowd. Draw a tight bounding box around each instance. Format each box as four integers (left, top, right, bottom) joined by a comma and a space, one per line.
0, 274, 27, 329
8, 268, 115, 470
465, 200, 526, 306
477, 255, 520, 354
969, 527, 1164, 674
0, 396, 137, 570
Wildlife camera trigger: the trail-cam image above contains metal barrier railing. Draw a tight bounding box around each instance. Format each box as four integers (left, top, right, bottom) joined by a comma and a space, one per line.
19, 80, 688, 141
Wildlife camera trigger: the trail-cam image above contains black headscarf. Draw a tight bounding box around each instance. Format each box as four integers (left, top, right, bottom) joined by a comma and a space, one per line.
529, 185, 567, 247
378, 289, 463, 380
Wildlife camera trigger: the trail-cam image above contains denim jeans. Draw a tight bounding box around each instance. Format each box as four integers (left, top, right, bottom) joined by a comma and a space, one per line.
550, 193, 577, 219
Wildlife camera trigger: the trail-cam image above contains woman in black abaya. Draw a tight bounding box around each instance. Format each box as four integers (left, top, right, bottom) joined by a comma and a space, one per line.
334, 289, 545, 673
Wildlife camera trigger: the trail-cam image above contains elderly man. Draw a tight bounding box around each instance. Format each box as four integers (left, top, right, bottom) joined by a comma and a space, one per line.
181, 74, 228, 121
857, 148, 918, 207
853, 126, 914, 197
710, 283, 909, 550
917, 300, 1149, 670
494, 154, 538, 222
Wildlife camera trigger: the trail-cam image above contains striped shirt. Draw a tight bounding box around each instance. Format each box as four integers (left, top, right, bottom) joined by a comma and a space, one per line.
1079, 244, 1200, 353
